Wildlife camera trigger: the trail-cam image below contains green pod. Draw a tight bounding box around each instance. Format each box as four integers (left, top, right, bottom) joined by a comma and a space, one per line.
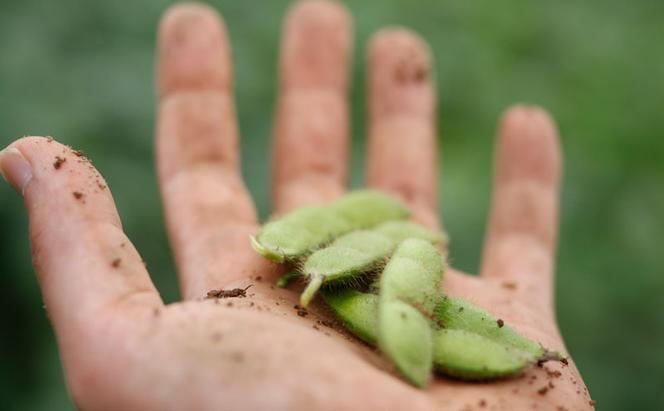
323, 289, 563, 382
251, 190, 409, 263
322, 289, 379, 345
379, 300, 433, 387
377, 239, 444, 387
299, 221, 445, 307
435, 297, 543, 357
433, 329, 536, 379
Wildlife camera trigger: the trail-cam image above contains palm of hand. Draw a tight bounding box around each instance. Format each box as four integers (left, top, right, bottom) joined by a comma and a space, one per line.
0, 1, 593, 410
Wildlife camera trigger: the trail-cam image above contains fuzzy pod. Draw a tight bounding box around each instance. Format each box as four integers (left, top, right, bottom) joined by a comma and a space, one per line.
322, 289, 379, 345
377, 239, 444, 387
299, 221, 444, 307
435, 297, 543, 357
433, 329, 536, 379
251, 190, 410, 263
323, 289, 563, 382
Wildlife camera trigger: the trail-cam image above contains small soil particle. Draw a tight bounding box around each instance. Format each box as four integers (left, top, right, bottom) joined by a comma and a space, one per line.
458, 306, 464, 312
313, 325, 320, 330
561, 358, 569, 366
589, 400, 596, 407
502, 281, 518, 290
255, 276, 262, 281
72, 149, 85, 157
546, 370, 562, 378
111, 258, 121, 268
72, 191, 84, 200
319, 320, 334, 328
537, 386, 549, 395
497, 319, 505, 328
53, 156, 66, 169
226, 301, 233, 307
297, 308, 308, 317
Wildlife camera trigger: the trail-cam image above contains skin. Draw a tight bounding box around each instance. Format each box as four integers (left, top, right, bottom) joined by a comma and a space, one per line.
0, 1, 593, 410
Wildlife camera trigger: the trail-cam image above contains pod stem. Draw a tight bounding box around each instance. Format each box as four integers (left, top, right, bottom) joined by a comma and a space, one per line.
300, 275, 324, 307
276, 271, 300, 288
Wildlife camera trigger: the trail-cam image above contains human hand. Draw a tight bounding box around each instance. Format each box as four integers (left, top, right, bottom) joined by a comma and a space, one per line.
0, 1, 593, 409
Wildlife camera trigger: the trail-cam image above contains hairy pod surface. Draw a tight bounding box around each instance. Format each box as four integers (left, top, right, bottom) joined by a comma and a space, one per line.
300, 221, 445, 306
251, 190, 409, 262
377, 239, 444, 387
324, 289, 561, 381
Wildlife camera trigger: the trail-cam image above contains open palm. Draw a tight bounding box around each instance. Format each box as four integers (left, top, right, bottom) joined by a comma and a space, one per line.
0, 1, 593, 410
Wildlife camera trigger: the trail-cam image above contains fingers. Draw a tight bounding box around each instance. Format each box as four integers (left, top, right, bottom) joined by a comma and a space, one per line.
157, 4, 258, 299
366, 29, 439, 230
273, 0, 352, 213
480, 105, 561, 307
0, 137, 162, 341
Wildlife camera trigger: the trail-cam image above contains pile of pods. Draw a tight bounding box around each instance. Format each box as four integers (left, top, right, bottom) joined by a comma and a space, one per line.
251, 190, 563, 387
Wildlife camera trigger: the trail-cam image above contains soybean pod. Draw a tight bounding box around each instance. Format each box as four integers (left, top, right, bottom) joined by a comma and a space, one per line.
377, 238, 444, 387
322, 289, 564, 380
299, 221, 445, 307
251, 190, 409, 263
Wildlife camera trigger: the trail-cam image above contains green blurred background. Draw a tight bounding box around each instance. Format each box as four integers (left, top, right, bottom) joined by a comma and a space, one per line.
1, 0, 662, 409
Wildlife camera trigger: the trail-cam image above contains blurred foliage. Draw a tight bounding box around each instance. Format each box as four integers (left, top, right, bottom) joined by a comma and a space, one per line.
1, 0, 663, 409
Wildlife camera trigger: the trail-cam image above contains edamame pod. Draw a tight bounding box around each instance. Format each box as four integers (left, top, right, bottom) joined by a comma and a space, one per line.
251, 190, 410, 263
377, 239, 444, 387
323, 289, 564, 381
299, 221, 445, 306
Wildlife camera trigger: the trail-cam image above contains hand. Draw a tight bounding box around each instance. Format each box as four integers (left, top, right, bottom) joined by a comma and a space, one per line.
0, 1, 593, 410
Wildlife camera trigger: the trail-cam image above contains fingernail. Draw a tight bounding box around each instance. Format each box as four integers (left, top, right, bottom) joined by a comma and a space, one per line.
0, 147, 33, 195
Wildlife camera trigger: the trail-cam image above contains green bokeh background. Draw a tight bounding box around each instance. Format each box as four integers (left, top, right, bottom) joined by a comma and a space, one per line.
1, 0, 663, 409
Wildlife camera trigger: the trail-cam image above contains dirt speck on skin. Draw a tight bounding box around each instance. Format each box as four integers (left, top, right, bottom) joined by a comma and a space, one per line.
546, 369, 562, 378
318, 320, 334, 328
502, 281, 518, 290
561, 358, 569, 366
297, 308, 308, 317
73, 191, 84, 200
72, 149, 85, 157
497, 319, 505, 328
255, 276, 262, 281
589, 400, 596, 407
111, 258, 121, 268
53, 156, 66, 169
537, 386, 549, 395
479, 399, 487, 407
46, 136, 54, 143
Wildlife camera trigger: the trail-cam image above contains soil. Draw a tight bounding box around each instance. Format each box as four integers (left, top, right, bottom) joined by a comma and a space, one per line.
111, 258, 121, 268
53, 156, 66, 169
72, 191, 84, 200
497, 319, 505, 328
